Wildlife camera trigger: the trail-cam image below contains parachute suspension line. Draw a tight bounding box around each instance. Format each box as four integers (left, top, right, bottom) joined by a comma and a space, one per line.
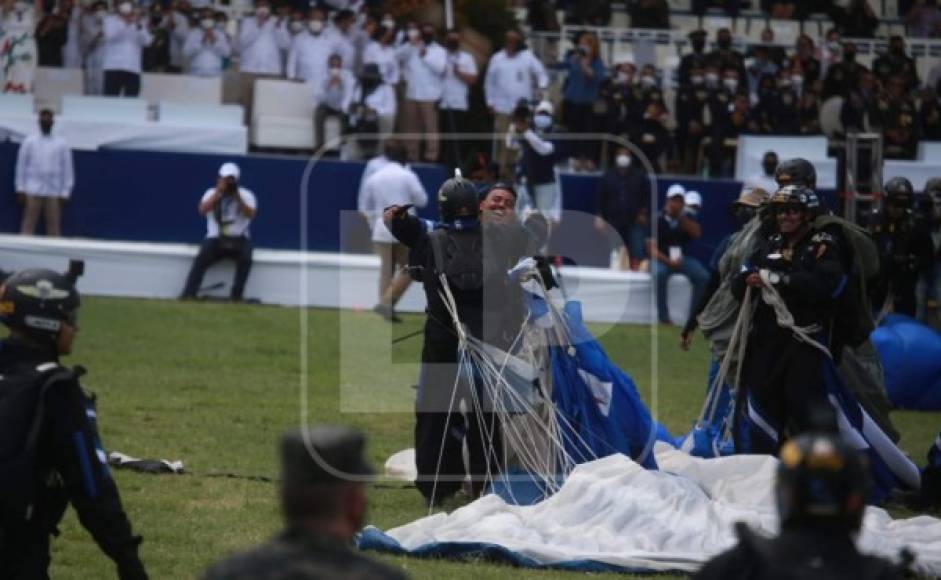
757, 269, 832, 359
699, 285, 756, 427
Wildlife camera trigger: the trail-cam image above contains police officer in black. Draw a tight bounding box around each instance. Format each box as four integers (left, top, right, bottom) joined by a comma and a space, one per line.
870, 177, 934, 317
872, 36, 919, 93
675, 61, 711, 172
203, 425, 406, 580
732, 186, 849, 453
678, 29, 708, 88
384, 177, 546, 506
822, 41, 869, 100
695, 431, 904, 580
0, 267, 147, 579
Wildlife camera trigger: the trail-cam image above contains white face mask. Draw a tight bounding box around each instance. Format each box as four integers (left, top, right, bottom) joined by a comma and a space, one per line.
723, 78, 738, 91
615, 154, 631, 168
308, 19, 323, 33
407, 28, 419, 41
791, 74, 803, 86
200, 17, 213, 29
826, 40, 841, 52
330, 66, 341, 76
255, 6, 269, 18
289, 20, 303, 33
117, 2, 132, 15
381, 18, 394, 29
533, 114, 552, 130
640, 75, 656, 87
705, 71, 719, 84
616, 72, 630, 84
691, 74, 704, 85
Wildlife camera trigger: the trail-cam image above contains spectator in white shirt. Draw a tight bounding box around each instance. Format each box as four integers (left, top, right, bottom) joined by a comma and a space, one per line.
180, 162, 258, 302
81, 1, 106, 94
101, 0, 153, 96
362, 18, 399, 85
326, 8, 356, 72
62, 0, 82, 68
315, 52, 355, 150
285, 8, 336, 98
166, 0, 191, 72
237, 0, 290, 123
358, 140, 428, 321
183, 7, 230, 77
439, 29, 478, 171
396, 23, 446, 162
346, 63, 396, 160
15, 110, 74, 237
484, 29, 549, 177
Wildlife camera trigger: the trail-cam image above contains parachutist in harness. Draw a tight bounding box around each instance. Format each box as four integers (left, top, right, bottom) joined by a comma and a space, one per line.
385, 176, 548, 506
0, 264, 148, 579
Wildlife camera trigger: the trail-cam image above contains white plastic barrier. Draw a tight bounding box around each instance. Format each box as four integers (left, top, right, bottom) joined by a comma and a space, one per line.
33, 67, 84, 113
736, 135, 837, 189
141, 73, 222, 107
61, 95, 150, 123
0, 93, 34, 117
250, 79, 314, 149
0, 235, 694, 325
158, 102, 244, 128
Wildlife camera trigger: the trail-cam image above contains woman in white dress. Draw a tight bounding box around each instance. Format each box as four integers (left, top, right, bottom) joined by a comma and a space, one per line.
0, 0, 40, 93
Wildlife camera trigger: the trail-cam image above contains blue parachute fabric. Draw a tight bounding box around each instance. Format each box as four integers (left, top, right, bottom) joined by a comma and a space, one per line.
675, 358, 737, 458
356, 527, 654, 574
487, 469, 566, 506
549, 300, 668, 470
870, 314, 941, 411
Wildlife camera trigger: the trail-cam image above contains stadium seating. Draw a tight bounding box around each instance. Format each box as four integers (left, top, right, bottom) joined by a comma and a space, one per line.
158, 102, 244, 128
61, 95, 149, 123
141, 73, 223, 108
250, 78, 315, 149
33, 67, 84, 113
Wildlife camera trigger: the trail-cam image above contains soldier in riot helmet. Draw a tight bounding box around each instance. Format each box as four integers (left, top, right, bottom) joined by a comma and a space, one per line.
773, 157, 817, 189
695, 431, 905, 580
384, 176, 547, 506
0, 266, 147, 579
870, 176, 934, 317
732, 186, 850, 452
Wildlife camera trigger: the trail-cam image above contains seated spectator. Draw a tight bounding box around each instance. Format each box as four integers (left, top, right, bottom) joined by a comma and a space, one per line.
35, 3, 68, 67
746, 45, 779, 98
792, 34, 821, 87
841, 70, 879, 134
631, 100, 671, 174
678, 29, 708, 88
709, 89, 759, 177
102, 1, 153, 96
314, 53, 355, 151
905, 0, 941, 37
396, 23, 446, 163
755, 27, 786, 67
880, 75, 918, 159
827, 0, 879, 38
797, 88, 822, 134
180, 162, 257, 302
629, 0, 670, 29
920, 86, 941, 139
675, 61, 710, 173
346, 63, 395, 160
873, 36, 919, 93
594, 146, 650, 270
182, 7, 230, 77
762, 73, 801, 134
600, 62, 644, 138
562, 31, 606, 171
647, 189, 708, 325
822, 41, 867, 100
706, 28, 746, 85
820, 27, 842, 78
142, 1, 169, 72
744, 150, 779, 193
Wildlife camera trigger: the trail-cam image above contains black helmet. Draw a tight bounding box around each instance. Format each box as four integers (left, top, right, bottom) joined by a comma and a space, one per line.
770, 184, 821, 213
437, 177, 480, 222
774, 158, 817, 189
884, 176, 914, 206
0, 269, 80, 344
776, 432, 869, 532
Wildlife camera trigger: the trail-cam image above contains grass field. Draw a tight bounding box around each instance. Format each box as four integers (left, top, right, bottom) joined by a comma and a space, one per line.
45, 297, 940, 579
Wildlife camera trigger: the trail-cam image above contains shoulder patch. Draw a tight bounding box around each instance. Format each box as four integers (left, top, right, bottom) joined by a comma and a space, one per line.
811, 232, 835, 244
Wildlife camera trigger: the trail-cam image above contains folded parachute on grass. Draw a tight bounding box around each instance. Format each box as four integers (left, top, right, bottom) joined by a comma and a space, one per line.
361, 446, 941, 576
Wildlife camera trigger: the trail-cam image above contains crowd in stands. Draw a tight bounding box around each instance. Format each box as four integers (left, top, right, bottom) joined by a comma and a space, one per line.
3, 0, 941, 175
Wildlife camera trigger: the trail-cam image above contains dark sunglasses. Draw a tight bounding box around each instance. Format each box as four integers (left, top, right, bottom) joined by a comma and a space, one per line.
773, 203, 805, 215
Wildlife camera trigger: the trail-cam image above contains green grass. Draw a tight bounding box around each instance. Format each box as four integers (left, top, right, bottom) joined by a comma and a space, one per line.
43, 297, 940, 579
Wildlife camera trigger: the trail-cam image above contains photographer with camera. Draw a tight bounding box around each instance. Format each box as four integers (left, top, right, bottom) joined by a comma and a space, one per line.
345, 63, 395, 160
180, 162, 258, 302
507, 100, 562, 224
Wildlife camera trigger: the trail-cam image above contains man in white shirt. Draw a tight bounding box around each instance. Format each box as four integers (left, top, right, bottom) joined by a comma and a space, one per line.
362, 19, 399, 85
743, 150, 779, 195
237, 0, 290, 123
101, 0, 153, 96
183, 7, 230, 77
346, 63, 395, 159
358, 140, 428, 321
439, 29, 478, 171
484, 30, 549, 178
81, 1, 107, 94
180, 162, 258, 302
15, 110, 74, 237
166, 0, 191, 73
314, 52, 355, 151
396, 23, 446, 162
285, 7, 336, 99
325, 8, 356, 72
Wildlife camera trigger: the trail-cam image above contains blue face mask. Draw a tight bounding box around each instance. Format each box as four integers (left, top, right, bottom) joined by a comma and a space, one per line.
533, 114, 552, 130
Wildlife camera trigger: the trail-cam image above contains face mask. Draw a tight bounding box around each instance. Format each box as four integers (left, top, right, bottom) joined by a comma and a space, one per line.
255, 6, 269, 18
200, 17, 213, 29
826, 40, 840, 52
289, 21, 303, 33
330, 66, 341, 76
640, 75, 656, 87
615, 154, 631, 168
723, 78, 738, 91
691, 74, 704, 85
308, 19, 323, 33
381, 18, 394, 29
407, 28, 419, 41
790, 74, 803, 86
533, 114, 552, 130
705, 72, 719, 86
118, 2, 132, 15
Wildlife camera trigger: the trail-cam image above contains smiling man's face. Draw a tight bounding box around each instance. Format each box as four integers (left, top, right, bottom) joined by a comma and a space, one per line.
480, 188, 516, 224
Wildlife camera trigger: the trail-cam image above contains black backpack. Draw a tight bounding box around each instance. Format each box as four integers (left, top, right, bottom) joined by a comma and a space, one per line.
428, 229, 484, 292
0, 363, 76, 522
